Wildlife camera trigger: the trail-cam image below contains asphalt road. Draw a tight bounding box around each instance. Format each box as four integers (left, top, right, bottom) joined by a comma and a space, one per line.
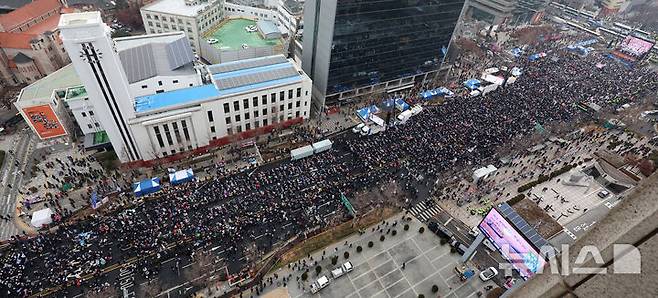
549, 194, 624, 247
0, 129, 34, 240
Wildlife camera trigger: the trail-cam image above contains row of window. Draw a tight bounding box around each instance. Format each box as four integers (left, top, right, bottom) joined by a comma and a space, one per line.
87, 122, 101, 129
153, 120, 192, 150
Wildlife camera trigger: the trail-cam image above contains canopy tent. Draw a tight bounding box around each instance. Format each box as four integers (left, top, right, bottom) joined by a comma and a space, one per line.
528, 52, 546, 62
312, 139, 333, 153
464, 79, 481, 90
133, 177, 161, 197
482, 74, 505, 86
395, 98, 410, 111
511, 67, 522, 77
291, 145, 314, 160
31, 208, 53, 228
169, 169, 194, 185
356, 105, 380, 121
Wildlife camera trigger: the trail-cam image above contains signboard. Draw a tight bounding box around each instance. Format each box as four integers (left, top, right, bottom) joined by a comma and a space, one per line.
478, 208, 546, 279
22, 104, 66, 139
619, 36, 654, 58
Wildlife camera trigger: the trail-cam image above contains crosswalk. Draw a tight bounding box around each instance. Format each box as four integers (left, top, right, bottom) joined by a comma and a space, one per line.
409, 201, 441, 222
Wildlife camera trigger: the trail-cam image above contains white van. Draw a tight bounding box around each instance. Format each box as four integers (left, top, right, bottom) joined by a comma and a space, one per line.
310, 275, 330, 294
331, 261, 354, 279
352, 123, 365, 133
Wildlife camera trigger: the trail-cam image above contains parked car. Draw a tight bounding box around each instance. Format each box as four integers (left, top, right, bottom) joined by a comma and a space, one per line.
428, 220, 454, 239
331, 261, 354, 278
468, 227, 480, 238
310, 275, 330, 294
597, 190, 610, 198
479, 267, 498, 281
206, 38, 218, 44
352, 123, 365, 133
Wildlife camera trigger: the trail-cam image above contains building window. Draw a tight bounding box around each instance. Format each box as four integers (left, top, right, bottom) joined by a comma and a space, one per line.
235, 114, 241, 122
244, 113, 250, 120
305, 101, 308, 106
262, 95, 267, 105
163, 152, 168, 156
210, 126, 215, 133
225, 117, 231, 124
233, 101, 240, 111
87, 124, 92, 129
296, 111, 300, 117
288, 89, 293, 99
236, 126, 242, 133
81, 112, 87, 117
243, 98, 249, 109
154, 126, 165, 148
306, 90, 308, 96
207, 110, 214, 122
254, 120, 259, 128
173, 80, 179, 84
279, 91, 284, 102
171, 149, 176, 154
141, 85, 147, 89
163, 124, 173, 145
288, 103, 292, 110
158, 81, 163, 86
172, 122, 182, 143
296, 101, 300, 108
254, 110, 259, 117
253, 96, 258, 107
279, 104, 284, 111
94, 122, 100, 127
223, 103, 230, 113
262, 108, 267, 116
296, 87, 301, 97
263, 119, 268, 126
89, 111, 94, 116
245, 123, 250, 130
156, 90, 164, 93
181, 120, 190, 141
271, 93, 276, 103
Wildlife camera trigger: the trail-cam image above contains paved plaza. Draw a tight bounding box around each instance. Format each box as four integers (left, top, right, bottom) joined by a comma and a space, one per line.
261, 215, 495, 298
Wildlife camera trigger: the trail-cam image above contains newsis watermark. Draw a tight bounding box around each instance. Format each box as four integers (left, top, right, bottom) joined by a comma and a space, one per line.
496, 243, 641, 276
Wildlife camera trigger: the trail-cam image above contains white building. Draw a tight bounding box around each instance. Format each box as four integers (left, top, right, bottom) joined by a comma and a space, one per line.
140, 0, 224, 53
56, 12, 311, 163
276, 0, 303, 36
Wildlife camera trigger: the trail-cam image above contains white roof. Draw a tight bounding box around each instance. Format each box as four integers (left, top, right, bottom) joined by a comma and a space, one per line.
31, 208, 53, 228
142, 0, 215, 17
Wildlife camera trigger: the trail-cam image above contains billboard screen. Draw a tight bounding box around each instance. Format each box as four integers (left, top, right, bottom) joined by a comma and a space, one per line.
618, 36, 655, 58
22, 104, 66, 139
478, 208, 545, 279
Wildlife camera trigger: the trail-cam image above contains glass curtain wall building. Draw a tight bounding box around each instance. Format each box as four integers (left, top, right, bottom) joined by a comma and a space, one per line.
302, 0, 466, 111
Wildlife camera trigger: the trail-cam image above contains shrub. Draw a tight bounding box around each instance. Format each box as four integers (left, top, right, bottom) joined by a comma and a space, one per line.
380, 235, 385, 242
432, 285, 439, 293
419, 227, 425, 234
404, 224, 409, 231
450, 247, 457, 254
507, 193, 525, 205
301, 272, 308, 281
391, 230, 397, 236
440, 238, 448, 245
418, 295, 425, 298
344, 251, 350, 259
315, 265, 322, 275
356, 246, 362, 253
368, 241, 374, 248
331, 256, 338, 265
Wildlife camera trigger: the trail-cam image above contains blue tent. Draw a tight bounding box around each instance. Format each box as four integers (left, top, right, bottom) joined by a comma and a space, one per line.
395, 98, 410, 111
133, 177, 161, 197
510, 48, 523, 57
437, 87, 454, 97
169, 169, 194, 185
464, 79, 481, 90
356, 105, 380, 121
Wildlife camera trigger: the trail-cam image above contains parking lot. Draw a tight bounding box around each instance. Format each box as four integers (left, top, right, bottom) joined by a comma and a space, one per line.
281, 216, 496, 298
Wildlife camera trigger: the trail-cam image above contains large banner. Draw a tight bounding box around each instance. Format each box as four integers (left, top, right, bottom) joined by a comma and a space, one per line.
22, 104, 67, 139
619, 36, 654, 58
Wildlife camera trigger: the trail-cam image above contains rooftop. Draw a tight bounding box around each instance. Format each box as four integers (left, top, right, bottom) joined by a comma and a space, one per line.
205, 18, 281, 51
282, 0, 303, 15
0, 0, 62, 32
0, 32, 37, 49
142, 0, 216, 17
19, 64, 81, 102
257, 19, 280, 36
135, 55, 303, 114
65, 86, 87, 101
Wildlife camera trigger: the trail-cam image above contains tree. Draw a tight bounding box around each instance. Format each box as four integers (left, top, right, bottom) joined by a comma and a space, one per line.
419, 227, 425, 234
432, 285, 439, 293
301, 272, 308, 281
137, 280, 162, 298
418, 294, 425, 298
331, 256, 338, 265
356, 246, 362, 253
368, 241, 374, 248
115, 1, 145, 30
315, 265, 322, 275
638, 159, 655, 176
440, 237, 449, 245
391, 230, 397, 236
344, 251, 350, 259
182, 251, 214, 288
380, 235, 385, 242
404, 224, 409, 231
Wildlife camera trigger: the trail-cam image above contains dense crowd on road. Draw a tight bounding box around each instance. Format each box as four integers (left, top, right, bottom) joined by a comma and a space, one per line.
1, 39, 657, 296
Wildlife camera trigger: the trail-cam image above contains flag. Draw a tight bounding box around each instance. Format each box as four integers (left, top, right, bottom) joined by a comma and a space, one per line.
90, 191, 98, 209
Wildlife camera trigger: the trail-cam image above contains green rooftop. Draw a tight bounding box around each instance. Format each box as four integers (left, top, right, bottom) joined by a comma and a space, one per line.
204, 18, 282, 51
19, 64, 81, 102
65, 86, 88, 101
93, 131, 109, 145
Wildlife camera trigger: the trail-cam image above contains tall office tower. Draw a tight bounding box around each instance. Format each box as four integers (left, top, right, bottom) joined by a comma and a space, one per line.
59, 12, 142, 162
466, 0, 548, 25
302, 0, 466, 112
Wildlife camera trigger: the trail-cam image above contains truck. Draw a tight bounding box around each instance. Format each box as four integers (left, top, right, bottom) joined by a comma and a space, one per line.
397, 110, 413, 124
331, 261, 354, 279
310, 275, 330, 294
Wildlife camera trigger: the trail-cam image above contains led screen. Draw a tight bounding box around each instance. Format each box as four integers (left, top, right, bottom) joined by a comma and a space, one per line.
478, 208, 546, 279
619, 36, 655, 57
22, 104, 67, 139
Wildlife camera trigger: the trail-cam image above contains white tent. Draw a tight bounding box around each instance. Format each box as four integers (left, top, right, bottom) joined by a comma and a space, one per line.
31, 208, 53, 228
473, 165, 498, 182
169, 169, 194, 185
291, 145, 314, 160
312, 139, 333, 153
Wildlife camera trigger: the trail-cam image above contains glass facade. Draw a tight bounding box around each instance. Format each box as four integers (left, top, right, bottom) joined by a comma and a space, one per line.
325, 0, 465, 95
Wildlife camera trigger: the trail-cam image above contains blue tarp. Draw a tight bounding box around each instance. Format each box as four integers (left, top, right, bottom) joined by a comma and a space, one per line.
169, 169, 194, 185
510, 48, 523, 57
422, 87, 455, 99
133, 177, 161, 197
356, 105, 380, 121
464, 79, 481, 90
395, 98, 410, 111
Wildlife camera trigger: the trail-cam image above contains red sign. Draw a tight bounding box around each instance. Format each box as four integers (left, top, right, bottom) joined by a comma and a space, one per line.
22, 104, 67, 139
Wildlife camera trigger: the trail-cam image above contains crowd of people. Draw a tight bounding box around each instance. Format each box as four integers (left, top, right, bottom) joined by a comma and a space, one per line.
1, 36, 657, 297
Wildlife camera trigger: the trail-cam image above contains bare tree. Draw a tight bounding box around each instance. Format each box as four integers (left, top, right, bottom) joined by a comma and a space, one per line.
138, 279, 163, 298
183, 250, 215, 288
84, 285, 118, 298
